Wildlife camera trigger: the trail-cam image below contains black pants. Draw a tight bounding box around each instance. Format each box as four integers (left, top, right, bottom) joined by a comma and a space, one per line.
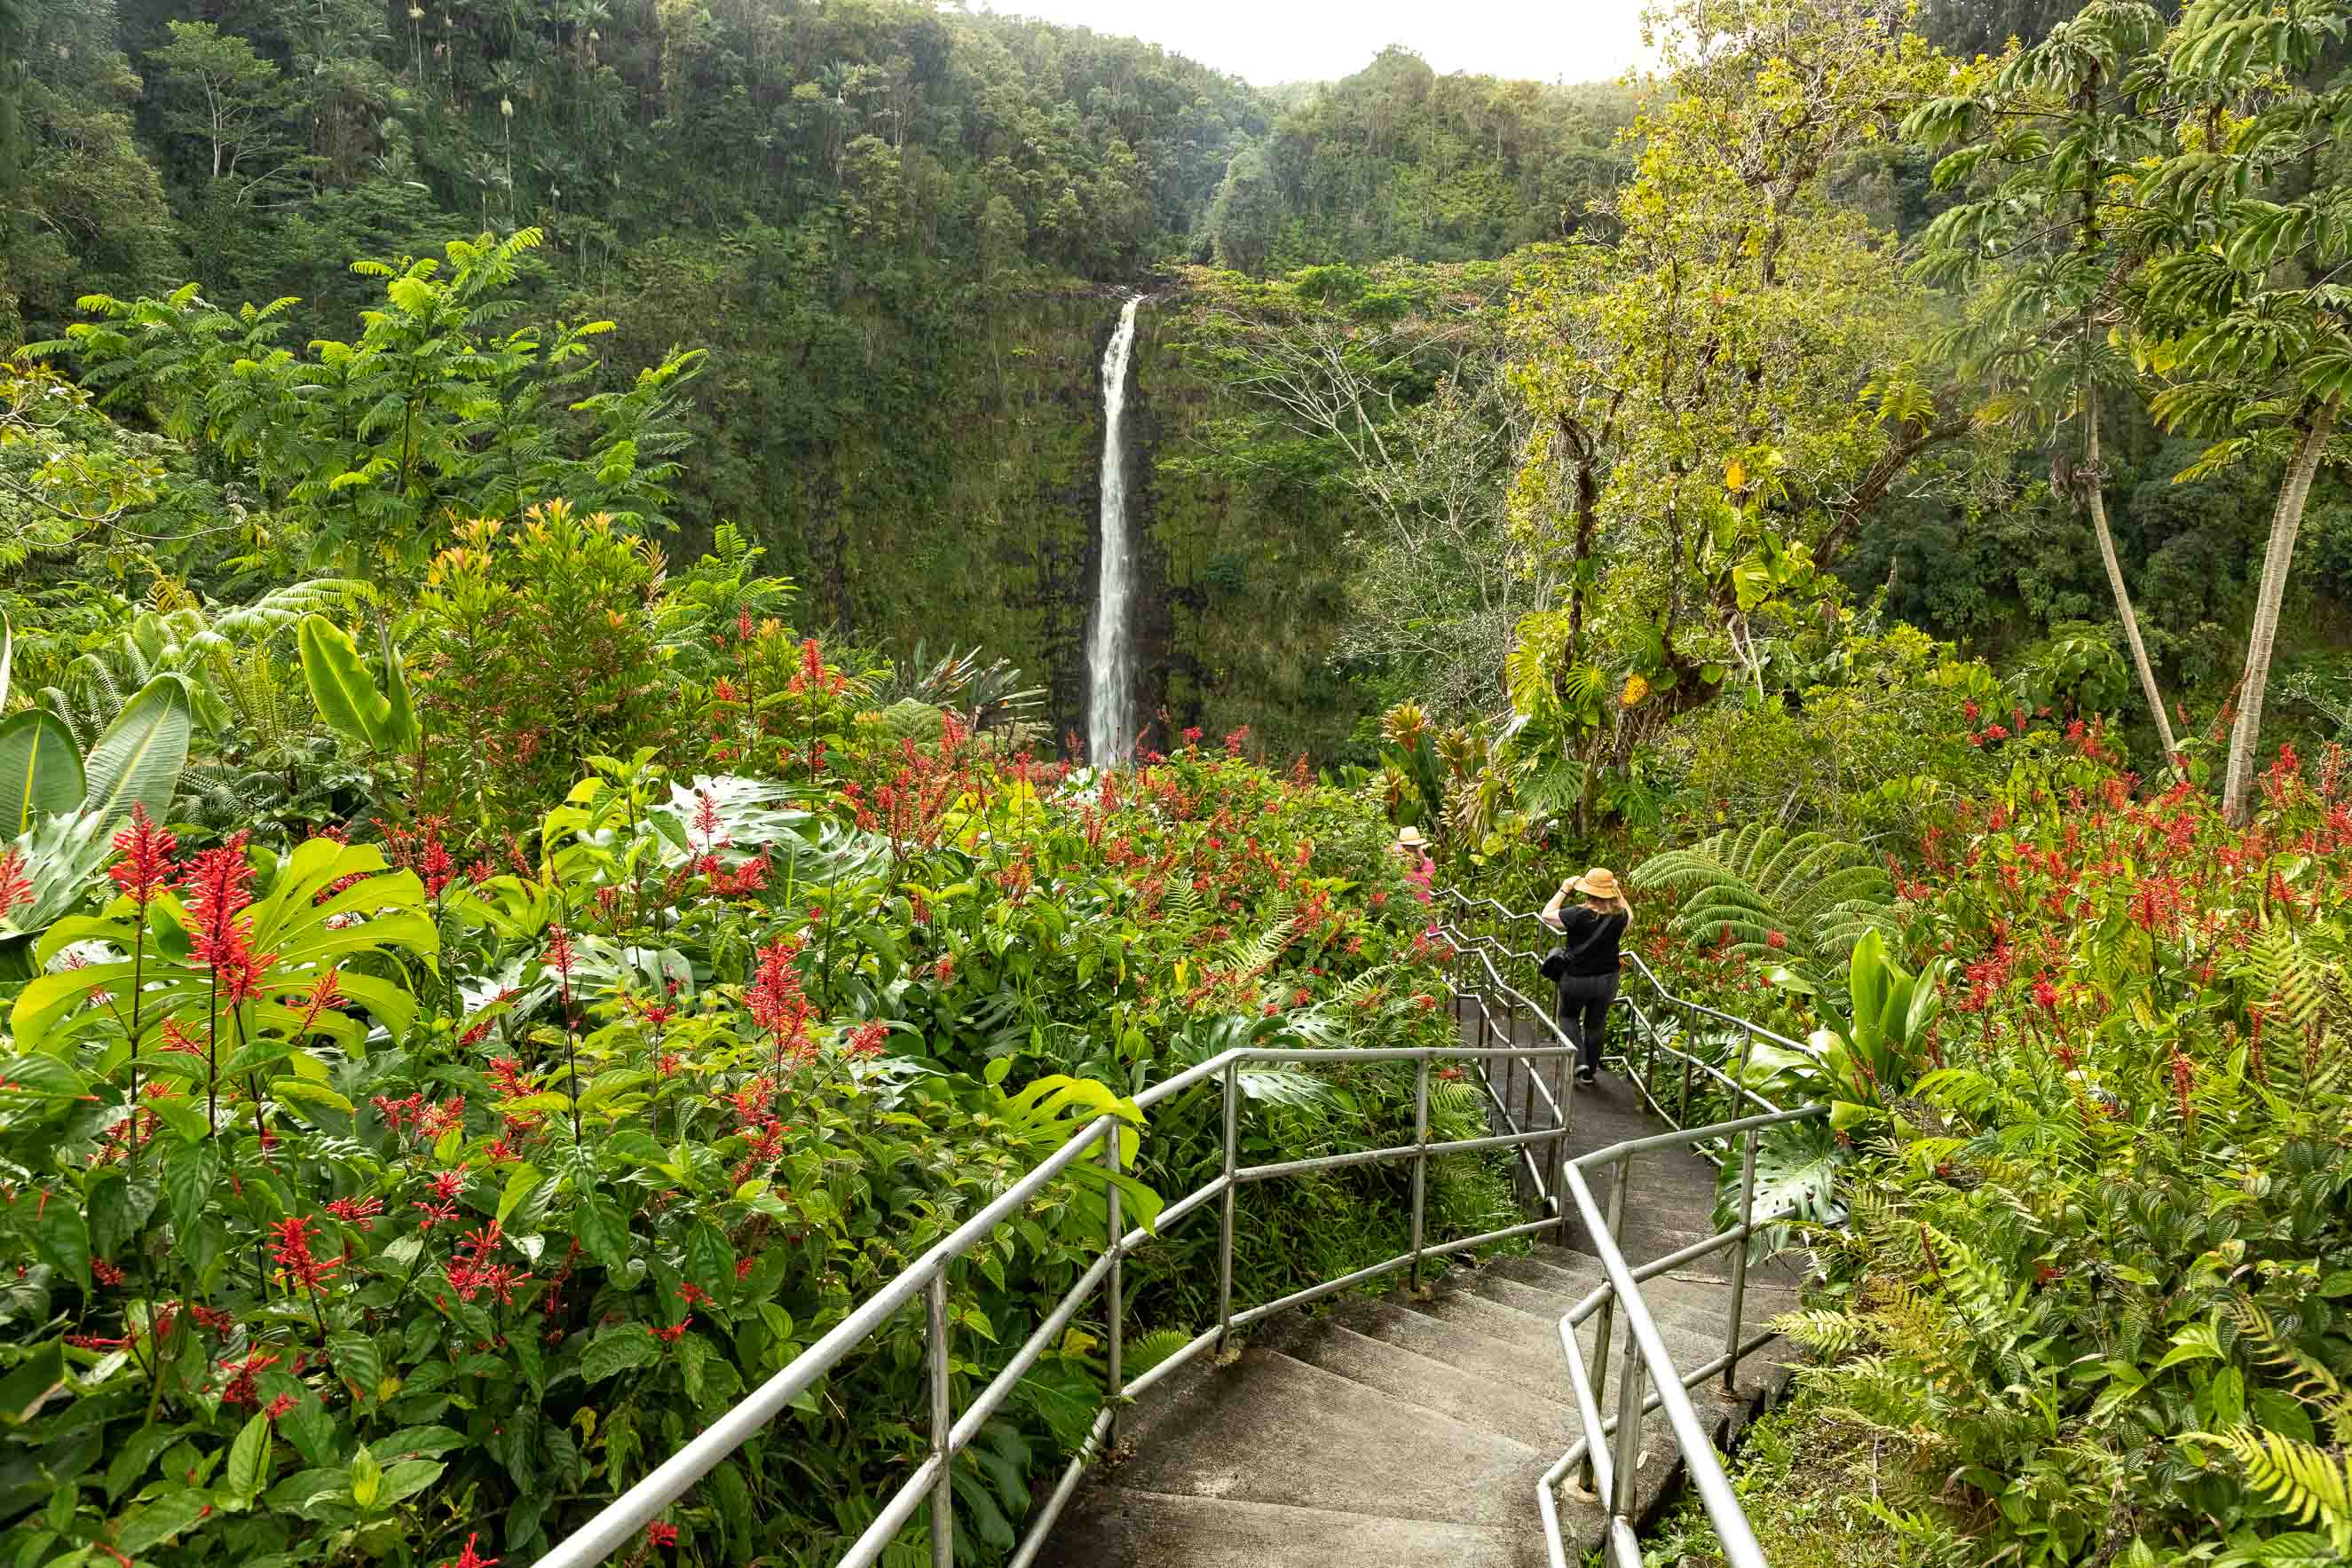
1555, 973, 1618, 1076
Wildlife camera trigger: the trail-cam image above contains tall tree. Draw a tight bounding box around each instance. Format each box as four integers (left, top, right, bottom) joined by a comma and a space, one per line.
147, 20, 302, 202
1906, 0, 2184, 766
1504, 0, 1969, 820
2135, 0, 2352, 821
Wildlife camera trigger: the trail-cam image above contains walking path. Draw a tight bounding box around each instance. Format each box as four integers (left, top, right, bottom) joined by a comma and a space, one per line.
1038, 1009, 1805, 1567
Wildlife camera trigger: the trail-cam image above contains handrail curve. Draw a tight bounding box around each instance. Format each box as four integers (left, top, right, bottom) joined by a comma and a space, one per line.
543, 938, 1586, 1568
1438, 888, 1827, 1568
541, 887, 1819, 1568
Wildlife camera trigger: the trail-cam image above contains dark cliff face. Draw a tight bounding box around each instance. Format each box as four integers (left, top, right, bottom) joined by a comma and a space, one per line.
707, 284, 1369, 764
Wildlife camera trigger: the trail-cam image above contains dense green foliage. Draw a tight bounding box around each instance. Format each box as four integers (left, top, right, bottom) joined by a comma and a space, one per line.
0, 520, 1515, 1564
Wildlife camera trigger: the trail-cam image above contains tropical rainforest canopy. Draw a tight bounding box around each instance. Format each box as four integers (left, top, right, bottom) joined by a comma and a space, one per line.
0, 1, 2348, 1565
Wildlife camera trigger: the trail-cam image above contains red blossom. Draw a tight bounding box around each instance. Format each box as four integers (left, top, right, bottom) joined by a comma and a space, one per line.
444, 1533, 500, 1568
264, 1393, 297, 1421
180, 835, 278, 1005
543, 924, 576, 981
106, 803, 179, 909
325, 1195, 385, 1230
219, 1349, 281, 1407
0, 846, 29, 918
645, 1523, 680, 1548
446, 1221, 532, 1306
268, 1216, 341, 1294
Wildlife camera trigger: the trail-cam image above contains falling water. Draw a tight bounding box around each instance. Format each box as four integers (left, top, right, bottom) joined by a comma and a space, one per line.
1087, 293, 1144, 765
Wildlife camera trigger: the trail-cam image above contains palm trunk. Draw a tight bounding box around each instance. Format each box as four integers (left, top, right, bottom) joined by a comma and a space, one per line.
2223, 397, 2337, 823
2085, 403, 2181, 767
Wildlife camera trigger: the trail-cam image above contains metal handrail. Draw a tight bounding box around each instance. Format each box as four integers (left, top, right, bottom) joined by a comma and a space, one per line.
1437, 888, 1827, 1568
540, 983, 1585, 1568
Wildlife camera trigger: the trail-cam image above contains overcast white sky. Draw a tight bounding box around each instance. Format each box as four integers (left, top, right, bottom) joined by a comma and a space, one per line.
974, 1, 1655, 87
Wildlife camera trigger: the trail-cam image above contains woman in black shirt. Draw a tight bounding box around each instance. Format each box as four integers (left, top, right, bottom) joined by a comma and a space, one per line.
1540, 867, 1630, 1084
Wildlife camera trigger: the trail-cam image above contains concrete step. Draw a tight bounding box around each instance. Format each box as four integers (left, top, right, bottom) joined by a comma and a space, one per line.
1326, 1294, 1579, 1410
1036, 1487, 1526, 1568
1032, 998, 1815, 1567
1479, 1257, 1788, 1355
1102, 1347, 1545, 1529
1264, 1313, 1575, 1454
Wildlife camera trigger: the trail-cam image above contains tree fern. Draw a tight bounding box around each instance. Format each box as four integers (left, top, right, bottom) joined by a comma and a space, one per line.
1630, 824, 1896, 970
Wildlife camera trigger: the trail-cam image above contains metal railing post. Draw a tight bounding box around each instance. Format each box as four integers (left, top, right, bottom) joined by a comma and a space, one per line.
1546, 1047, 1572, 1241
1512, 994, 1535, 1141
1216, 1058, 1238, 1352
1580, 1149, 1633, 1492
1103, 1123, 1124, 1441
927, 1273, 953, 1568
1409, 1055, 1431, 1291
1608, 1304, 1646, 1523
1723, 1122, 1757, 1395
1677, 1011, 1695, 1128
1643, 1000, 1658, 1099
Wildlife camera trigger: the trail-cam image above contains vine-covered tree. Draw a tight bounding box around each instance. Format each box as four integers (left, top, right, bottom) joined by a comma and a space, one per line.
1504, 0, 1971, 823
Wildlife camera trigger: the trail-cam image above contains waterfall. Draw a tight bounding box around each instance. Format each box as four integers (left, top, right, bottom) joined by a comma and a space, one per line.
1087, 293, 1144, 765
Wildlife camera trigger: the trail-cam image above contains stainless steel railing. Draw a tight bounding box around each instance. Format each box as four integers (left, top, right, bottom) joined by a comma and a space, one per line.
1438, 887, 1828, 1145
539, 939, 1583, 1568
1436, 888, 1827, 1568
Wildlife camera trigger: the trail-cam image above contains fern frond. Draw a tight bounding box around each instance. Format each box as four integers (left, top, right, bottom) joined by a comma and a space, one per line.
1123, 1328, 1196, 1378
2204, 1426, 2352, 1549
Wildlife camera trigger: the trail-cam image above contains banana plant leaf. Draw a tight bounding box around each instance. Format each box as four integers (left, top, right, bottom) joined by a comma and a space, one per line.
0, 711, 83, 838
79, 674, 192, 836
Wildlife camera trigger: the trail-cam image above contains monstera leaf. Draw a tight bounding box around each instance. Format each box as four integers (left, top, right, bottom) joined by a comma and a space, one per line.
1713, 1115, 1844, 1261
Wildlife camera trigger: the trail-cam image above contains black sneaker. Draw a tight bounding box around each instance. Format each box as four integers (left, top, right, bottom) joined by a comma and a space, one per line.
1575, 1068, 1598, 1085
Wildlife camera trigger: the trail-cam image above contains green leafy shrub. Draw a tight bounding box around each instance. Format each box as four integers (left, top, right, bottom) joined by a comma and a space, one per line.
0, 670, 1509, 1566
1756, 741, 2352, 1564
407, 501, 683, 837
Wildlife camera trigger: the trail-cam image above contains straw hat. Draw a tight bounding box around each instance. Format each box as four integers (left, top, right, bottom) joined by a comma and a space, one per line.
1567, 867, 1622, 900
1395, 824, 1429, 850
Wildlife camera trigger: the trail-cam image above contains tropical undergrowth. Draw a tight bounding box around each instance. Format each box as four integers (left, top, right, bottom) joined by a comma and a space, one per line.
0, 512, 1518, 1568
1620, 724, 2352, 1564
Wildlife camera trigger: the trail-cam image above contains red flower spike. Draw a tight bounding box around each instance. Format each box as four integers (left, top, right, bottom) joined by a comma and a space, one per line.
444, 1533, 500, 1568
543, 925, 576, 981
107, 803, 179, 910
0, 846, 29, 919
268, 1215, 341, 1293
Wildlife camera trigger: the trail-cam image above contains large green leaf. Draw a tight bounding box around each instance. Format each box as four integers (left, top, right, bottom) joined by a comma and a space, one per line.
0, 711, 83, 838
11, 840, 434, 1052
299, 616, 411, 752
1714, 1117, 1846, 1261
79, 674, 191, 834
0, 810, 113, 940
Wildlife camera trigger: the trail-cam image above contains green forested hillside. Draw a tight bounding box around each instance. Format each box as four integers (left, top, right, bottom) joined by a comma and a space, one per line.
1, 0, 1641, 755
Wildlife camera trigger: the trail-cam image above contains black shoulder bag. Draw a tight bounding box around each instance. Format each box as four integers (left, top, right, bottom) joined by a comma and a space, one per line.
1538, 910, 1622, 984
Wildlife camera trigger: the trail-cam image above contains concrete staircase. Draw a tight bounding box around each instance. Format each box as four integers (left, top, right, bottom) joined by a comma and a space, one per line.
1036, 1070, 1806, 1568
